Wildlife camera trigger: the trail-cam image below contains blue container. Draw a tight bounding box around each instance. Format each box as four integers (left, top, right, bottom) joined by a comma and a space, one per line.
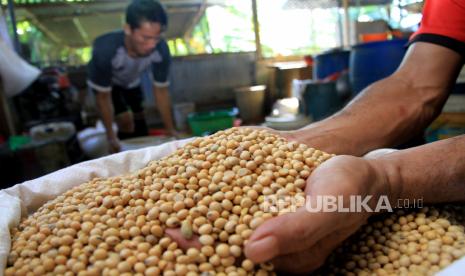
313, 49, 350, 80
349, 39, 408, 96
302, 81, 343, 121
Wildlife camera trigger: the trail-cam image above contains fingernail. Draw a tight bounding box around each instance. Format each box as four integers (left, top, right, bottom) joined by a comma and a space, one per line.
246, 236, 279, 263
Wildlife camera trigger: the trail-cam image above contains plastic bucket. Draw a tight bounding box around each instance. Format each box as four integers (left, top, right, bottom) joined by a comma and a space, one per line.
349, 39, 408, 96
313, 49, 350, 80
234, 85, 266, 123
302, 81, 342, 121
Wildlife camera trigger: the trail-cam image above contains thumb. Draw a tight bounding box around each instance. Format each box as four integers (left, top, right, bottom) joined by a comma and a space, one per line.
244, 207, 334, 263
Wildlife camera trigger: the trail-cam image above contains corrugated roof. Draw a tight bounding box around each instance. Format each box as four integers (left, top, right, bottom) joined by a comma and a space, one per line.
5, 0, 208, 47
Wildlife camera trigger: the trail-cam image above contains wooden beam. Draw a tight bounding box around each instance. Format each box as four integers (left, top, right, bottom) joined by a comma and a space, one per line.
30, 6, 199, 21
44, 10, 122, 21
0, 79, 17, 136
72, 17, 89, 45
342, 0, 350, 47
251, 0, 262, 60
9, 0, 209, 9
7, 0, 21, 55
7, 0, 131, 9
183, 0, 206, 40
21, 9, 62, 45
167, 7, 200, 14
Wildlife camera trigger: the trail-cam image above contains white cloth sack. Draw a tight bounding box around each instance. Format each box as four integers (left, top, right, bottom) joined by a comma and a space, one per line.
0, 138, 193, 275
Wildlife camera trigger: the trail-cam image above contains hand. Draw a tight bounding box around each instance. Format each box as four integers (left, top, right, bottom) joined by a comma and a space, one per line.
244, 155, 398, 274
162, 126, 318, 251
107, 137, 121, 154
167, 128, 181, 139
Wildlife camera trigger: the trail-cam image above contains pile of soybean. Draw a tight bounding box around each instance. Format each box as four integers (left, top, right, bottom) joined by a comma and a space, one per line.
317, 205, 465, 276
9, 127, 464, 276
6, 128, 332, 276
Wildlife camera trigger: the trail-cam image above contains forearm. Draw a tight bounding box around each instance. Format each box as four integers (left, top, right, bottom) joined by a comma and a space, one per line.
96, 93, 117, 139
297, 76, 442, 155
294, 43, 462, 156
154, 87, 175, 131
378, 135, 465, 204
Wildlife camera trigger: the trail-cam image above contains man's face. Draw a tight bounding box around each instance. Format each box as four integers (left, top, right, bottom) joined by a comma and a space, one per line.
125, 21, 162, 57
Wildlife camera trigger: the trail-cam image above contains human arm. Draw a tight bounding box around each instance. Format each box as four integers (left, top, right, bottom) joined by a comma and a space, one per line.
379, 134, 465, 204
153, 85, 176, 135
293, 42, 463, 156
95, 91, 120, 153
151, 40, 177, 136
87, 34, 121, 153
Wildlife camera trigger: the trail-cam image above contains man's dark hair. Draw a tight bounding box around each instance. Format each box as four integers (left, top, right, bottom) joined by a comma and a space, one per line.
126, 0, 168, 30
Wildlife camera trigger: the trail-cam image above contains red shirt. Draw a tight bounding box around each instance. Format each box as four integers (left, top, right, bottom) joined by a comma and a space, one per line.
411, 0, 465, 54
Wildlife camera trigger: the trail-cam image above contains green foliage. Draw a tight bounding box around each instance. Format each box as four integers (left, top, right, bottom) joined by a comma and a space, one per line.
14, 19, 91, 66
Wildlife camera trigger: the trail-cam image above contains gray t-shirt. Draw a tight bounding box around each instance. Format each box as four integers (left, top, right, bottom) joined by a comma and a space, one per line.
87, 30, 171, 92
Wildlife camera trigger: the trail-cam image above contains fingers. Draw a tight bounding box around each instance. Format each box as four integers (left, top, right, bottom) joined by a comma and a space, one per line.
272, 244, 328, 274
271, 225, 357, 274
244, 208, 336, 263
107, 137, 121, 153
165, 228, 202, 251
110, 144, 121, 154
271, 216, 367, 274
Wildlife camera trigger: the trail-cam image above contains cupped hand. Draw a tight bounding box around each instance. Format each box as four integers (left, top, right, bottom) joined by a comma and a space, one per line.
244, 155, 398, 274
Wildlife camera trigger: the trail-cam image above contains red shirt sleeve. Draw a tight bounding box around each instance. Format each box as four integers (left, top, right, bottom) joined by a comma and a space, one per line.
410, 0, 465, 54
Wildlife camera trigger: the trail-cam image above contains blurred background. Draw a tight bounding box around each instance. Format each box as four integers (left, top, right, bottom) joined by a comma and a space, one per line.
0, 0, 463, 187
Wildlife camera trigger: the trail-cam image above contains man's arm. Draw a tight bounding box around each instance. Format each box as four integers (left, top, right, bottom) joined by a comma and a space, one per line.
95, 92, 120, 153
380, 134, 465, 205
293, 42, 463, 156
88, 33, 121, 152
153, 86, 176, 134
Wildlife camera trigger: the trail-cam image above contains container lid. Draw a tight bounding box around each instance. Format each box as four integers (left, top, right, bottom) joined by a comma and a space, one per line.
352, 38, 408, 49
315, 48, 350, 58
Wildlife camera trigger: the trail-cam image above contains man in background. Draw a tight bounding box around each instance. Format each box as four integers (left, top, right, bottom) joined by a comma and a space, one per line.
87, 0, 176, 153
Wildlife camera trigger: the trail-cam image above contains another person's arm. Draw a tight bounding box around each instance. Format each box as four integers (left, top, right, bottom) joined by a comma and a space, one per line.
152, 40, 177, 136
153, 85, 176, 135
95, 91, 120, 153
292, 42, 463, 156
379, 134, 465, 204
87, 36, 121, 153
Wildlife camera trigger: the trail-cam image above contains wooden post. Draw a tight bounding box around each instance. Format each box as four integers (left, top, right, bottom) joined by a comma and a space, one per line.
7, 0, 21, 55
252, 0, 262, 60
0, 79, 16, 136
342, 0, 350, 47
183, 0, 207, 40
